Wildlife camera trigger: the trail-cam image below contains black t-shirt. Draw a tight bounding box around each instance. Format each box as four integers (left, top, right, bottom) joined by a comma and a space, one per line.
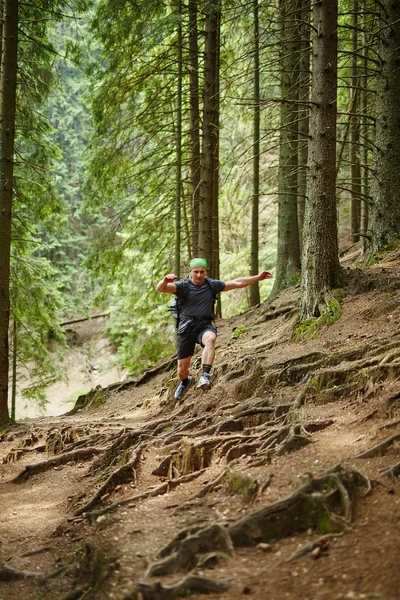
175, 277, 225, 333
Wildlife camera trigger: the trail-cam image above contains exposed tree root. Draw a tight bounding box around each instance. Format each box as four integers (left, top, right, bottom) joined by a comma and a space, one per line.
11, 447, 104, 483
145, 523, 233, 577
379, 462, 400, 479
0, 564, 46, 581
136, 575, 230, 600
65, 542, 114, 599
89, 429, 148, 474
74, 443, 144, 516
191, 469, 228, 499
227, 465, 369, 546
355, 433, 400, 459
2, 444, 46, 464
0, 546, 62, 581
279, 532, 347, 564
230, 332, 400, 405
86, 470, 207, 520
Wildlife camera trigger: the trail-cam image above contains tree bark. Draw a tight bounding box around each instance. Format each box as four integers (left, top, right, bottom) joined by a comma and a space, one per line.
360, 0, 369, 253
211, 16, 221, 314
250, 0, 261, 307
350, 0, 361, 243
189, 0, 201, 257
271, 0, 301, 296
297, 0, 311, 254
301, 0, 341, 319
0, 0, 18, 423
175, 0, 182, 277
198, 3, 220, 275
366, 0, 400, 259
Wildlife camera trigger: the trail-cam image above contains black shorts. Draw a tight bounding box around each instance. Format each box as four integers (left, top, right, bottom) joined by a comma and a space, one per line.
177, 321, 217, 360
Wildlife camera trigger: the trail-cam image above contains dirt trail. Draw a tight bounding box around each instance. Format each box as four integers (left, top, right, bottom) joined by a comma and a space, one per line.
1, 252, 400, 600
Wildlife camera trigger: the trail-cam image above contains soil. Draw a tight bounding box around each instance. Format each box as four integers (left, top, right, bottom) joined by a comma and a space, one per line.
1, 249, 400, 600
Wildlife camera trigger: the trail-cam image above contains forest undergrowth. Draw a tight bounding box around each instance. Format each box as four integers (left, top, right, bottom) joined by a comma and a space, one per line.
0, 251, 400, 600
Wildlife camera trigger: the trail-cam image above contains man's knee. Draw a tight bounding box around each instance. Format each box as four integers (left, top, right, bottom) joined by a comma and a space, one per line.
202, 331, 216, 347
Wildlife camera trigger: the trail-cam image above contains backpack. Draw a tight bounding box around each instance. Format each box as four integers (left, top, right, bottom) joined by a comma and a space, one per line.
169, 277, 217, 329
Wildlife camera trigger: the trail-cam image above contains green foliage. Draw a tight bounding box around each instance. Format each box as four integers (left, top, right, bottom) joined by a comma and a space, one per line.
82, 0, 278, 372
10, 249, 66, 404
231, 326, 247, 342
293, 294, 343, 342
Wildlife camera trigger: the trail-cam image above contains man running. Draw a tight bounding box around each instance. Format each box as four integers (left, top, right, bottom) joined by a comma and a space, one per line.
156, 258, 272, 401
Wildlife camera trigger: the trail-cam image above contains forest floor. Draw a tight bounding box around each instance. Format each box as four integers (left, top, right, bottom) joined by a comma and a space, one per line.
1, 249, 400, 600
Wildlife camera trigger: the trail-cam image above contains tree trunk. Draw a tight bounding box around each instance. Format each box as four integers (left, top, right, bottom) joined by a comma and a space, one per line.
360, 0, 369, 253
301, 0, 341, 320
0, 0, 18, 423
366, 0, 400, 259
211, 17, 221, 314
297, 0, 311, 253
189, 0, 201, 257
250, 0, 260, 307
350, 0, 361, 243
198, 3, 220, 274
271, 0, 301, 296
175, 0, 182, 277
11, 318, 16, 421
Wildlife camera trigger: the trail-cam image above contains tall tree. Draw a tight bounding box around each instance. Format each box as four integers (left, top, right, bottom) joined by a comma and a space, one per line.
350, 0, 361, 243
360, 0, 370, 252
297, 0, 311, 252
189, 0, 201, 258
366, 0, 400, 259
249, 0, 261, 306
198, 1, 221, 274
175, 0, 183, 277
271, 0, 301, 296
0, 0, 18, 422
301, 0, 341, 319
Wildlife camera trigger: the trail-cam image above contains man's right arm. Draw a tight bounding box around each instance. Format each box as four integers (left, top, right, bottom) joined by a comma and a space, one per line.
156, 273, 178, 294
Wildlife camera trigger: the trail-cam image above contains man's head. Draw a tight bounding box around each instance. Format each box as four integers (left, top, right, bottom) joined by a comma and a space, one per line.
189, 257, 208, 286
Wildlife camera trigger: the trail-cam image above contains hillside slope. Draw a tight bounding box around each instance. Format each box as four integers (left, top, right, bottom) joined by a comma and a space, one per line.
1, 251, 400, 600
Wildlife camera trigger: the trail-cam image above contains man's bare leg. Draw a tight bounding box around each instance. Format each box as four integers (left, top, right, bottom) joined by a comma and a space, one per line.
174, 356, 193, 401
198, 331, 216, 389
201, 331, 216, 366
177, 356, 192, 381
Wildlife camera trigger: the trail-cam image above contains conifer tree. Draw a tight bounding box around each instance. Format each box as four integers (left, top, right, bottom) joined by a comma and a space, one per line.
301, 0, 341, 319
366, 0, 400, 258
0, 0, 18, 422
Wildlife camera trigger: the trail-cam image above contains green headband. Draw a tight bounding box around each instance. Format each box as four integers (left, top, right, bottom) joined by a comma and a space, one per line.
189, 257, 208, 270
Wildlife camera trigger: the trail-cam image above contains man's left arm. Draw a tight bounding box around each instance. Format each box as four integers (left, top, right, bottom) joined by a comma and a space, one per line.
222, 271, 272, 292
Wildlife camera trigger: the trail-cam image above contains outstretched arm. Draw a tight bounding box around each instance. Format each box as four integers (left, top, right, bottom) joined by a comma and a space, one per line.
222, 270, 272, 292
156, 273, 178, 294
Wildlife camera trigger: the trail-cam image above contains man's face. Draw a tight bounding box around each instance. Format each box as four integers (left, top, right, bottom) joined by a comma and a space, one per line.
191, 267, 207, 285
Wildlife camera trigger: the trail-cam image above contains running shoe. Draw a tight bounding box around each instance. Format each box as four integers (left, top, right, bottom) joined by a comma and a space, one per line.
174, 376, 193, 401
196, 374, 212, 390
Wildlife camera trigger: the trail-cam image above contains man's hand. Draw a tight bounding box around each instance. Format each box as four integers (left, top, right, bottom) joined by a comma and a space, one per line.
258, 270, 273, 281
156, 273, 178, 293
164, 273, 178, 283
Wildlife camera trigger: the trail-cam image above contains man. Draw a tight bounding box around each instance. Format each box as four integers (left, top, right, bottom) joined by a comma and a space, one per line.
156, 257, 273, 401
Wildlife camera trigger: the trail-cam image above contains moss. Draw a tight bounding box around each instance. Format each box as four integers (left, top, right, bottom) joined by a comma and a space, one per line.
231, 326, 247, 342
93, 391, 105, 407
316, 514, 334, 534
227, 471, 258, 499
292, 293, 342, 342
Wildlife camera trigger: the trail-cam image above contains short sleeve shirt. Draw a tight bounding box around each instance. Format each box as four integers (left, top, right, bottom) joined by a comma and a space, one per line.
174, 277, 225, 333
